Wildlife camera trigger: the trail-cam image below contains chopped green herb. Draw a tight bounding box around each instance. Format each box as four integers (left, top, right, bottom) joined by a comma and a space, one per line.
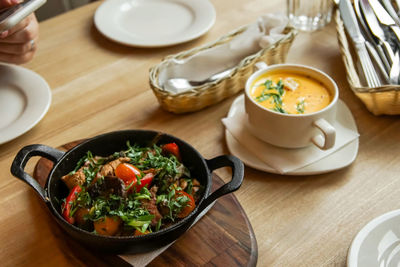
61, 142, 200, 237
255, 79, 287, 114
296, 99, 306, 114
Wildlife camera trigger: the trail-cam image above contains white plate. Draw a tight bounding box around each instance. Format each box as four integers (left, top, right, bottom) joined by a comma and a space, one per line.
94, 0, 216, 47
225, 95, 359, 175
0, 63, 51, 145
348, 209, 400, 267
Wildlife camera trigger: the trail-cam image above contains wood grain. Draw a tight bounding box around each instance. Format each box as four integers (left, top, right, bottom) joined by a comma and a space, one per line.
32, 141, 257, 267
1, 0, 400, 266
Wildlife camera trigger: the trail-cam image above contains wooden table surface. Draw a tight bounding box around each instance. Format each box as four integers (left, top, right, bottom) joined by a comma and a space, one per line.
1, 0, 400, 266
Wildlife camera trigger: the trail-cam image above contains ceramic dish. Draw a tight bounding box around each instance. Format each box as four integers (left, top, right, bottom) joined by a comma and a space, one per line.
225, 95, 359, 175
94, 0, 216, 47
244, 63, 339, 150
348, 209, 400, 267
0, 63, 51, 145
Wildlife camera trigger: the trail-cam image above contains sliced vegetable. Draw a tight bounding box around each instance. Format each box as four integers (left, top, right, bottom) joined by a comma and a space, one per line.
176, 191, 195, 218
136, 172, 154, 192
162, 143, 181, 161
115, 163, 140, 188
74, 207, 90, 226
62, 185, 82, 224
134, 229, 150, 236
60, 142, 200, 237
93, 216, 122, 236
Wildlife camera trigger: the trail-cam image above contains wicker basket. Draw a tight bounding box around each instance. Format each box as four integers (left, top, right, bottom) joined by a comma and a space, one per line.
149, 26, 297, 114
336, 9, 400, 115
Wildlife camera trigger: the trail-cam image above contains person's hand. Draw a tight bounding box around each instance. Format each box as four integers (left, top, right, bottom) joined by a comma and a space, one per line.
0, 0, 39, 64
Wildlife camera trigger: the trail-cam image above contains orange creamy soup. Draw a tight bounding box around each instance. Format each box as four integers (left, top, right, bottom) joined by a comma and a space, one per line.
250, 71, 332, 114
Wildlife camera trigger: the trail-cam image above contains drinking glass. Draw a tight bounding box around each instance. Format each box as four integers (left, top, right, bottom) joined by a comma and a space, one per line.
286, 0, 334, 31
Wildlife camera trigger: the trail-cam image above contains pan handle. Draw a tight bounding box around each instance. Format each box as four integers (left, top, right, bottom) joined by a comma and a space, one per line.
10, 144, 65, 202
197, 155, 244, 213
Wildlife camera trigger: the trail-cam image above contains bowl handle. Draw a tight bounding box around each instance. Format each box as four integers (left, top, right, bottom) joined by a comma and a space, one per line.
10, 144, 65, 202
198, 155, 244, 213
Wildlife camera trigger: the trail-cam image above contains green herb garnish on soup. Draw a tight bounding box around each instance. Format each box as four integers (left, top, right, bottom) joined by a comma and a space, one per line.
250, 71, 332, 114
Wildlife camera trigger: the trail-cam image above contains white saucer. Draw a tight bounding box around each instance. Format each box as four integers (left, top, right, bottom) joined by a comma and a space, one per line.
0, 63, 51, 145
225, 95, 359, 175
348, 209, 400, 267
94, 0, 216, 48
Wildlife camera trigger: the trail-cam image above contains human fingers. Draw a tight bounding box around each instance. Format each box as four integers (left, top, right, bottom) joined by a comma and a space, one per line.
0, 13, 38, 64
0, 14, 38, 43
0, 0, 20, 9
0, 0, 22, 37
0, 45, 35, 64
0, 36, 36, 54
0, 12, 33, 40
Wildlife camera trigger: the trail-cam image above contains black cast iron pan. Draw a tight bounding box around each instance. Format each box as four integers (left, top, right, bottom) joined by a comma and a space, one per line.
10, 130, 244, 254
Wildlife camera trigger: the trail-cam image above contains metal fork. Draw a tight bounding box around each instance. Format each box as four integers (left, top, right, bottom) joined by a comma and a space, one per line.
390, 51, 400, 84
366, 41, 390, 82
360, 0, 396, 65
357, 43, 382, 87
340, 0, 381, 87
381, 0, 400, 26
354, 0, 391, 71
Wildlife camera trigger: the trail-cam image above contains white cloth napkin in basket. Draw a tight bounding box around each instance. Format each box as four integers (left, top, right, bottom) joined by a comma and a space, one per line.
159, 13, 289, 94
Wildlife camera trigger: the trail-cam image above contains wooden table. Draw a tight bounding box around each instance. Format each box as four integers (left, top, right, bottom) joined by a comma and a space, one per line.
1, 0, 400, 266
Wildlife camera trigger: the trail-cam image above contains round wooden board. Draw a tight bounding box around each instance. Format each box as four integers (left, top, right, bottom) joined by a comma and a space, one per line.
33, 141, 257, 266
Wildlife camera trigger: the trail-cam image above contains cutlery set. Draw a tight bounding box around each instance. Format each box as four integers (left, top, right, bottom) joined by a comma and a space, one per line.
339, 0, 400, 87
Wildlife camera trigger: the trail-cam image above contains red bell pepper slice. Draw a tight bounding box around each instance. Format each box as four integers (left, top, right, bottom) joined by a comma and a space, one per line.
136, 172, 154, 192
62, 185, 82, 224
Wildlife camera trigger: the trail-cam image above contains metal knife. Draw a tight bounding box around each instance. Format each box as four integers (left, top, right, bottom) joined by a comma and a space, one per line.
359, 0, 396, 65
339, 0, 381, 87
381, 0, 400, 26
368, 0, 400, 43
354, 0, 391, 74
396, 0, 400, 11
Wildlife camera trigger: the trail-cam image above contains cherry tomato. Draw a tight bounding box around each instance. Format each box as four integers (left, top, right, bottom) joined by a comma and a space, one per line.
176, 191, 195, 218
136, 172, 154, 192
162, 143, 181, 161
62, 185, 82, 224
115, 163, 140, 188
